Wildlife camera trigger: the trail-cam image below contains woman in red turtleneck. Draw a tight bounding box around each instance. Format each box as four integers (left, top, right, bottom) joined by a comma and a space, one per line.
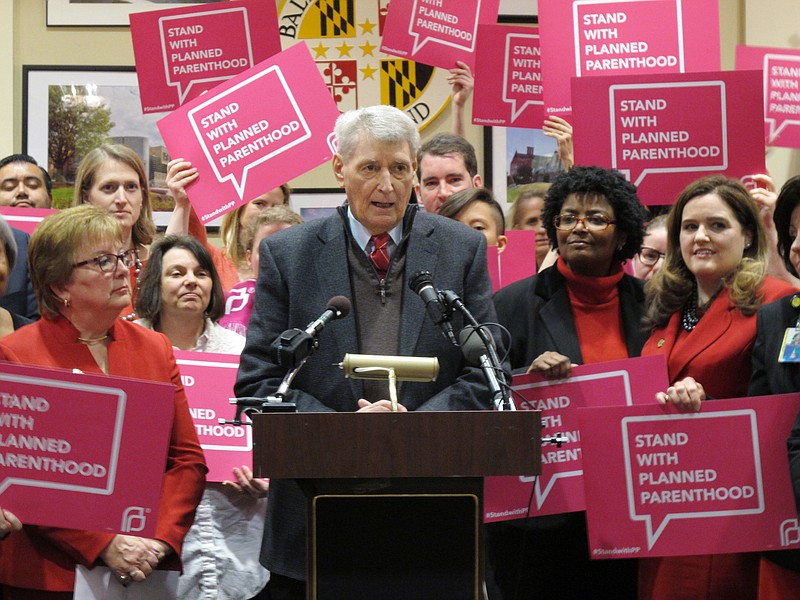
492, 166, 648, 600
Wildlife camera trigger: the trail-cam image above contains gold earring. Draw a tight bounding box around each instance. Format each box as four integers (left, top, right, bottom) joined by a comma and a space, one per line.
62, 297, 71, 308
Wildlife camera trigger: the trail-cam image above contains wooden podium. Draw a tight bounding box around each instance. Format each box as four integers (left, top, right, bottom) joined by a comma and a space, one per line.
251, 410, 541, 600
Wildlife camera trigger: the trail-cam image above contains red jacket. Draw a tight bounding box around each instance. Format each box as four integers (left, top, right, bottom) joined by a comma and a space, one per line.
642, 276, 796, 400
0, 316, 207, 592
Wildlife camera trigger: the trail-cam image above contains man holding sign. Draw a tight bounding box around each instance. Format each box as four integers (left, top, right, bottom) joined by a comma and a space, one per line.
235, 105, 501, 598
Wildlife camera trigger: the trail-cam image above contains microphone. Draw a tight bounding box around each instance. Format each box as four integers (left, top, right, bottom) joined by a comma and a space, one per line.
408, 270, 457, 345
272, 296, 352, 369
459, 325, 514, 411
304, 295, 352, 336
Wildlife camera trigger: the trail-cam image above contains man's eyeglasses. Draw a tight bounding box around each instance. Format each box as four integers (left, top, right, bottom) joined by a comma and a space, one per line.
72, 249, 138, 273
638, 246, 666, 266
553, 214, 616, 232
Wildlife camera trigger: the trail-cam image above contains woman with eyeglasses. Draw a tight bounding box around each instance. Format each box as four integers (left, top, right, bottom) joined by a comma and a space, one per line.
491, 166, 648, 599
638, 176, 796, 600
633, 213, 668, 281
0, 206, 206, 598
72, 144, 157, 319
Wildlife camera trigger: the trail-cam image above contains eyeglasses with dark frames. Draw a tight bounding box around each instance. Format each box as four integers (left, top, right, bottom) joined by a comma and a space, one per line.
72, 249, 139, 273
553, 214, 616, 232
638, 246, 666, 266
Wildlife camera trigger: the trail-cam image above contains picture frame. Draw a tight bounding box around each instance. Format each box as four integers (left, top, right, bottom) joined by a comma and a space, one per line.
499, 0, 538, 23
46, 0, 224, 27
487, 126, 564, 207
289, 189, 347, 222
23, 65, 174, 216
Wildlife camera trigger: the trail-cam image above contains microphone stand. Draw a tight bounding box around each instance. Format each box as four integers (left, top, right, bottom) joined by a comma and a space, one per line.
440, 290, 514, 411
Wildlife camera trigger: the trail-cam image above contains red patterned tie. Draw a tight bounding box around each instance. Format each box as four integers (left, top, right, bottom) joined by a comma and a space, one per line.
369, 233, 392, 279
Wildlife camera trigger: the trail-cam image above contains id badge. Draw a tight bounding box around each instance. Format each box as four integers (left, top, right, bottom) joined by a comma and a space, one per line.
779, 327, 800, 363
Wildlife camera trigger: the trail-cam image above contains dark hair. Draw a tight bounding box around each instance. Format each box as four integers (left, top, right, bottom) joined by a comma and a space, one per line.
774, 176, 800, 277
417, 133, 479, 180
135, 234, 225, 327
438, 187, 505, 234
543, 166, 646, 261
0, 153, 52, 195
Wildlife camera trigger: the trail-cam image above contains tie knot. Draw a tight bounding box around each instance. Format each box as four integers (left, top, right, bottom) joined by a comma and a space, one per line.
370, 233, 391, 250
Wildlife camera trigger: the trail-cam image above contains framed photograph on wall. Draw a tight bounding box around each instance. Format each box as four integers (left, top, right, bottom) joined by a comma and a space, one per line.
289, 190, 346, 222
488, 126, 564, 207
23, 65, 175, 214
499, 0, 537, 22
46, 0, 224, 27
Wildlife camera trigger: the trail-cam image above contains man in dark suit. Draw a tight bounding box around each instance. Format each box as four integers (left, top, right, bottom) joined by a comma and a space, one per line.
235, 105, 500, 599
0, 227, 38, 320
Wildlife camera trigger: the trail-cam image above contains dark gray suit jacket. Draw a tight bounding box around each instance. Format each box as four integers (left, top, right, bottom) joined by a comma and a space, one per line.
0, 228, 38, 320
235, 206, 500, 579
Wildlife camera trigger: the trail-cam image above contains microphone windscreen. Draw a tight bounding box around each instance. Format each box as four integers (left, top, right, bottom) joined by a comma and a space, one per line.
408, 270, 434, 294
327, 295, 352, 318
458, 325, 495, 365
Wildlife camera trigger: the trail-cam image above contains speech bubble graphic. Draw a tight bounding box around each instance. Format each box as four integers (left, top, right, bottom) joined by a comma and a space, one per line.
159, 7, 255, 105
188, 65, 311, 203
0, 372, 124, 497
502, 33, 543, 123
573, 0, 685, 77
763, 54, 800, 144
409, 0, 481, 56
516, 370, 635, 509
623, 411, 764, 550
610, 81, 728, 187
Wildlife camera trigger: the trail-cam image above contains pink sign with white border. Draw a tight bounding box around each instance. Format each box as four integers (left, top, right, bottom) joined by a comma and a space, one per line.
538, 0, 720, 116
130, 0, 281, 114
571, 70, 766, 205
473, 24, 544, 128
174, 351, 251, 483
736, 45, 800, 149
0, 362, 174, 536
0, 207, 56, 235
157, 42, 340, 224
380, 0, 500, 70
484, 355, 669, 522
579, 394, 800, 558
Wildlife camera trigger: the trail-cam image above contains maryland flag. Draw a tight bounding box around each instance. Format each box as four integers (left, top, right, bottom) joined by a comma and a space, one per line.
380, 60, 435, 110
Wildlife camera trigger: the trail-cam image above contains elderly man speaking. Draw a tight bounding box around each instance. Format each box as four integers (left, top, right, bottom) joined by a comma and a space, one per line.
235, 105, 501, 598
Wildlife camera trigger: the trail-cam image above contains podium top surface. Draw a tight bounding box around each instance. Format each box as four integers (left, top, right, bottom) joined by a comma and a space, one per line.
251, 410, 541, 479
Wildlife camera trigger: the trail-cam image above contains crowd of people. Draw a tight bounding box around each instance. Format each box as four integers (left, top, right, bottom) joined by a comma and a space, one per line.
0, 64, 799, 600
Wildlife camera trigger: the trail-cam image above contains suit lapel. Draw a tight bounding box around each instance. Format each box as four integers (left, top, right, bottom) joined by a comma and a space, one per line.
400, 216, 440, 356
540, 285, 583, 362
668, 290, 734, 379
313, 216, 361, 397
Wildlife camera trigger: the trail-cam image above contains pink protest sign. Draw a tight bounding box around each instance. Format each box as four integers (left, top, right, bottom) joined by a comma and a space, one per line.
0, 207, 56, 235
130, 0, 280, 114
380, 0, 500, 70
579, 394, 800, 557
571, 70, 766, 205
487, 230, 537, 292
484, 355, 669, 523
538, 0, 719, 116
473, 25, 544, 128
736, 45, 800, 149
158, 42, 340, 224
174, 351, 251, 482
0, 362, 174, 536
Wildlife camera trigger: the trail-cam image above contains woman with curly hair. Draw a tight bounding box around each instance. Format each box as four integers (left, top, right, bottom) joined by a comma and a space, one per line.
639, 175, 796, 600
492, 165, 648, 598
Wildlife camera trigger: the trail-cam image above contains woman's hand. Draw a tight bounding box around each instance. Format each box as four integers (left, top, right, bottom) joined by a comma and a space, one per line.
543, 116, 574, 171
223, 465, 270, 498
0, 508, 21, 539
528, 351, 576, 379
656, 377, 705, 411
165, 158, 198, 208
100, 534, 160, 584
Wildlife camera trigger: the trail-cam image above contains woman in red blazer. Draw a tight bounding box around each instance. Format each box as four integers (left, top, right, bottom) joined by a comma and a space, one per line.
0, 206, 206, 599
639, 176, 796, 600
